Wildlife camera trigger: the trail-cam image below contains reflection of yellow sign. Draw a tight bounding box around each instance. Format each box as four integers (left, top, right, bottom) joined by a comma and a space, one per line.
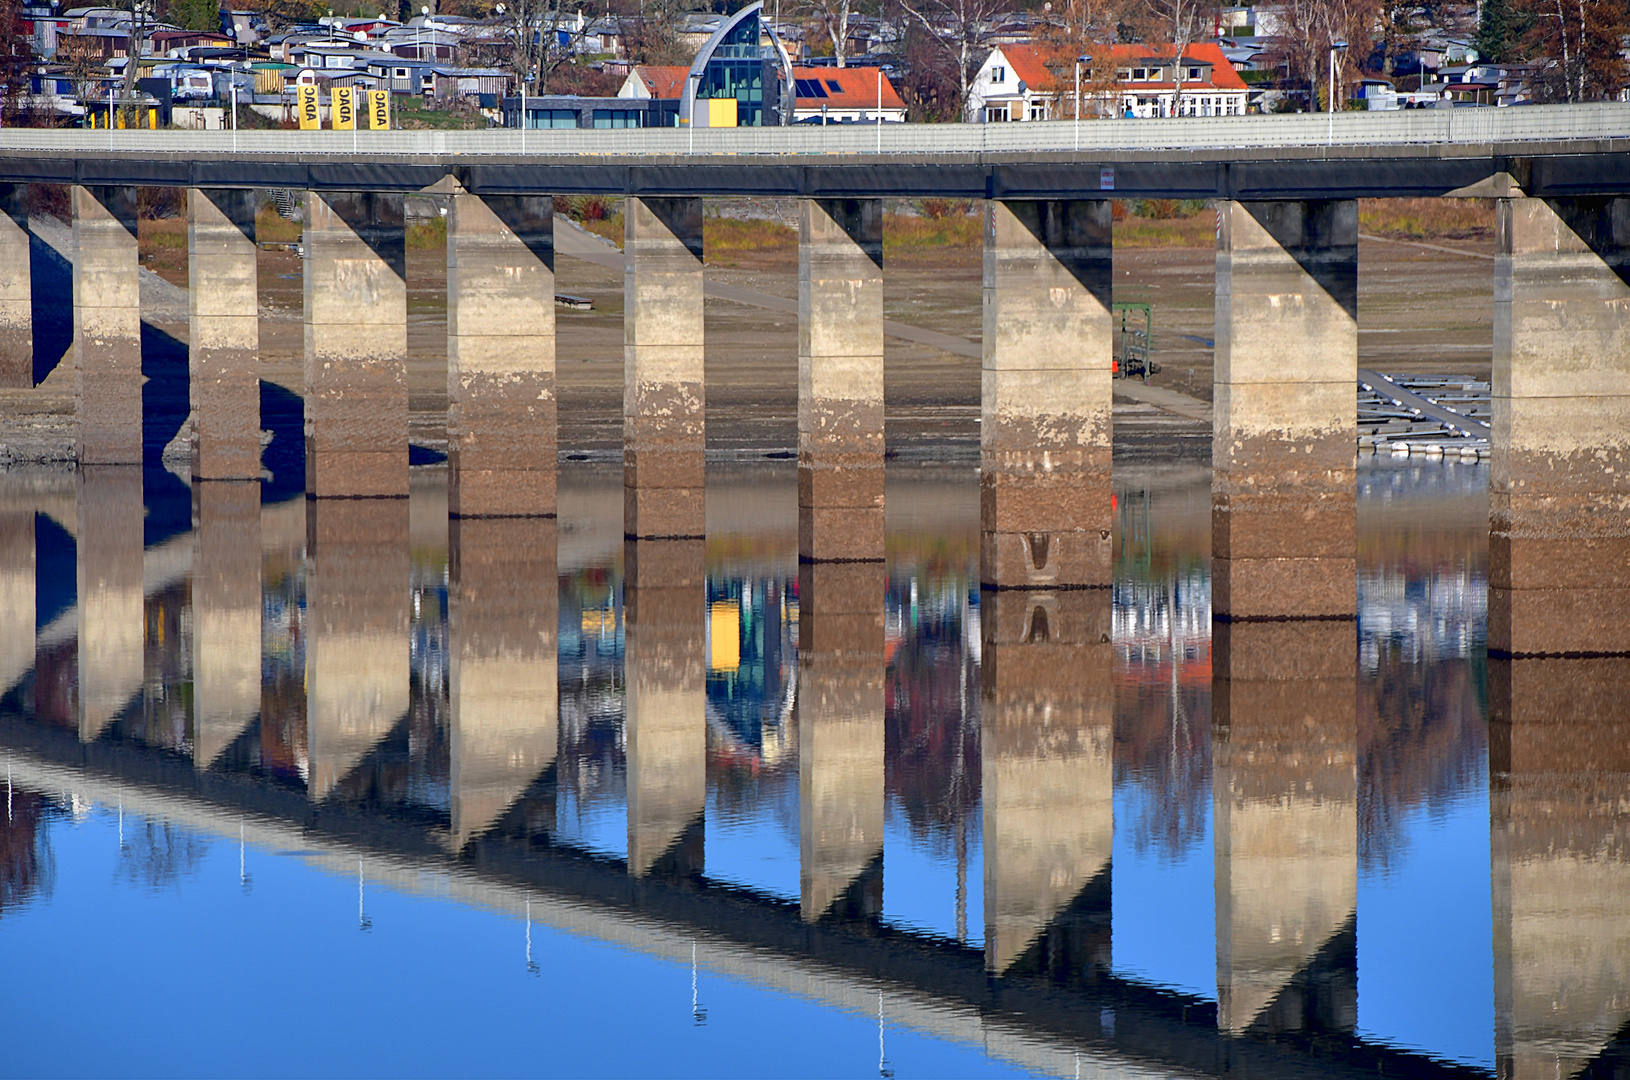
297, 84, 319, 129
707, 97, 738, 128
709, 601, 740, 672
332, 86, 354, 130
368, 89, 390, 130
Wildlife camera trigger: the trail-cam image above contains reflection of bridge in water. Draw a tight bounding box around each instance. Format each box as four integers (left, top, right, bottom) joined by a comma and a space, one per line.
3, 470, 1627, 1079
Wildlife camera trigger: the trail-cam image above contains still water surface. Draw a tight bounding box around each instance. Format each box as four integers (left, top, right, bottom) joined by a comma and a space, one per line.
0, 457, 1616, 1078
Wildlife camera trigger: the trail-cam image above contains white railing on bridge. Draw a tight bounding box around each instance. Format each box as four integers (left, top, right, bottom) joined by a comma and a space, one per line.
0, 101, 1625, 158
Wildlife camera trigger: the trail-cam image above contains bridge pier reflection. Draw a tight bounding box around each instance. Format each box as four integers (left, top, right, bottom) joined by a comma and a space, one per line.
981, 200, 1113, 589
303, 191, 407, 499
447, 192, 557, 518
624, 197, 705, 541
797, 560, 885, 922
0, 500, 31, 697
448, 517, 559, 851
76, 466, 143, 743
73, 185, 142, 465
1491, 654, 1630, 1078
624, 537, 706, 877
798, 198, 885, 562
980, 589, 1113, 980
191, 481, 261, 769
0, 183, 30, 389
187, 188, 261, 481
305, 498, 410, 801
1213, 619, 1357, 1035
1491, 196, 1630, 656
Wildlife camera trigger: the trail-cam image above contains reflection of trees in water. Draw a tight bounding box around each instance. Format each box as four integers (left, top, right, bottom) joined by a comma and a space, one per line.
1113, 570, 1213, 863
1114, 680, 1212, 861
884, 614, 979, 855
1358, 648, 1486, 873
114, 818, 210, 890
0, 789, 59, 916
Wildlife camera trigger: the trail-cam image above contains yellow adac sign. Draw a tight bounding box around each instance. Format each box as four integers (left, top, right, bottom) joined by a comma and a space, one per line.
297, 84, 320, 129
367, 89, 390, 130
332, 86, 355, 130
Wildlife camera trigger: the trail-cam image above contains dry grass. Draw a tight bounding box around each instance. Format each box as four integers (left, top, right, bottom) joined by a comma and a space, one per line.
1360, 197, 1494, 242
705, 217, 794, 264
406, 216, 447, 249
579, 214, 624, 247
883, 212, 981, 256
255, 206, 301, 243
1114, 213, 1217, 248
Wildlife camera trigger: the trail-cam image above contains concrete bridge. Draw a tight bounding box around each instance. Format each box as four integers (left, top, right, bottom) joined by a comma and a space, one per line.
0, 106, 1626, 611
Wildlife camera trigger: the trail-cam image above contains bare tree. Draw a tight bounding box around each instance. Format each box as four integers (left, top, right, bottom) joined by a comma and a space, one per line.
803, 0, 858, 66
1135, 0, 1214, 114
896, 0, 1005, 119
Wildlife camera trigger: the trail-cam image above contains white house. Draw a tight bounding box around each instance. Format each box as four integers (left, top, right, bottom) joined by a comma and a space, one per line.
967, 43, 1248, 122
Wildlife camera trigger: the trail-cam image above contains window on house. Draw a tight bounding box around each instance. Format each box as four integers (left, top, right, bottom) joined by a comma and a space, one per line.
825, 79, 841, 93
395, 67, 407, 77
985, 105, 1007, 121
794, 77, 828, 98
1028, 102, 1047, 119
991, 65, 1005, 82
1131, 67, 1146, 80
1187, 66, 1202, 80
1117, 68, 1131, 79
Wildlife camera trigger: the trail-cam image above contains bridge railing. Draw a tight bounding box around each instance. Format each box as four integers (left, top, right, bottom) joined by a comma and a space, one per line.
2, 100, 1626, 157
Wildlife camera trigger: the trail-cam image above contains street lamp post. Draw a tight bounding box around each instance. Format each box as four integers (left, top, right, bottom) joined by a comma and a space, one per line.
1073, 53, 1091, 151
1327, 39, 1348, 142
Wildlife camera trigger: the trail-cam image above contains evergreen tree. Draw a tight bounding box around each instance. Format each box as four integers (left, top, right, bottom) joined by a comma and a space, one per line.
1474, 0, 1524, 62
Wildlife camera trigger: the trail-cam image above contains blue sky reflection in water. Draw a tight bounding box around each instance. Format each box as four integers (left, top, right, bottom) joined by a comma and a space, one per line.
0, 456, 1597, 1077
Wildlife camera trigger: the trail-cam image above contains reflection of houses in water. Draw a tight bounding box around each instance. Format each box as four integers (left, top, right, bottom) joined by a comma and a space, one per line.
1112, 566, 1211, 687
1112, 564, 1212, 861
1358, 564, 1485, 670
556, 568, 626, 822
705, 573, 795, 773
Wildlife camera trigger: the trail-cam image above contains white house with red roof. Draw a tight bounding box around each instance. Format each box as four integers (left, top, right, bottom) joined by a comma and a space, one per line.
967, 43, 1247, 122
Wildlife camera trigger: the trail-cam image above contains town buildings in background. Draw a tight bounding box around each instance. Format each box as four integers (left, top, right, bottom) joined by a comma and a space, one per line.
0, 0, 1623, 129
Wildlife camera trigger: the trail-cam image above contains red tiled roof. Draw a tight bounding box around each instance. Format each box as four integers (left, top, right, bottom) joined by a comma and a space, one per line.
994, 44, 1054, 89
790, 66, 904, 110
634, 64, 688, 99
997, 41, 1246, 91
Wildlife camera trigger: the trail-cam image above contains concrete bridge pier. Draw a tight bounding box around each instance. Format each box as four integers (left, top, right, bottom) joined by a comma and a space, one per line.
797, 561, 885, 922
1213, 200, 1358, 618
1491, 654, 1630, 1078
448, 517, 559, 850
447, 192, 556, 518
74, 186, 142, 465
981, 200, 1114, 588
191, 481, 261, 768
624, 197, 705, 540
0, 506, 32, 695
303, 191, 408, 498
76, 467, 143, 743
1491, 196, 1630, 655
187, 188, 261, 480
623, 537, 706, 876
1213, 619, 1357, 1035
799, 198, 885, 562
0, 183, 31, 388
981, 589, 1113, 977
304, 499, 410, 801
